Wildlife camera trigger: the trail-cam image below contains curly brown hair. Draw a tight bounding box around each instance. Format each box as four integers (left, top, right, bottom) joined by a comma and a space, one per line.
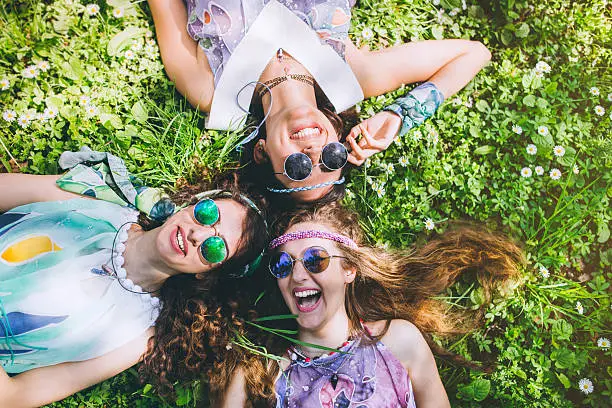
136, 174, 269, 396
209, 204, 525, 406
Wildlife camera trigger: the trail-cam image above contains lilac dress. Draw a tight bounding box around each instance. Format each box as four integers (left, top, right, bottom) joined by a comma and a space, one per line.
275, 337, 417, 408
184, 0, 354, 84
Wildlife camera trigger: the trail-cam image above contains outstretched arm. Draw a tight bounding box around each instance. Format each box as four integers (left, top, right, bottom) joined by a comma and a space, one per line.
216, 368, 248, 408
147, 0, 214, 111
0, 174, 81, 212
0, 328, 152, 408
347, 39, 491, 99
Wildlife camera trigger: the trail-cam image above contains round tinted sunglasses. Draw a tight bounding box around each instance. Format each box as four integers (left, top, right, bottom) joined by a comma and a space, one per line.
192, 198, 228, 264
275, 142, 348, 181
268, 246, 347, 279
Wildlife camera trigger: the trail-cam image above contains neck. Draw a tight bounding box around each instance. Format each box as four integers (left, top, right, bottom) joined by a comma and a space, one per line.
297, 310, 352, 357
122, 226, 175, 293
259, 54, 317, 117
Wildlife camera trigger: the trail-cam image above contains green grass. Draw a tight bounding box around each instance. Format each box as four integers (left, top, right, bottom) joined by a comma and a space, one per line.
1, 0, 610, 406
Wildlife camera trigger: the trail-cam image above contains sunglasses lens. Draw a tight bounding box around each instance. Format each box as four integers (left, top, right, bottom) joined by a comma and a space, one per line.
269, 252, 293, 278
194, 199, 219, 226
200, 236, 227, 263
284, 153, 312, 181
321, 142, 348, 170
303, 247, 330, 273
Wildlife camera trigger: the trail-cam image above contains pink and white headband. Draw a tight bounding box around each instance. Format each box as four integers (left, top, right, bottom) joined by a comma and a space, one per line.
268, 230, 358, 250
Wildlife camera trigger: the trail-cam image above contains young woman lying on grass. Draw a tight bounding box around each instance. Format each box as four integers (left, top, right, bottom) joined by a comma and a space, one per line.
215, 205, 523, 407
147, 0, 491, 204
0, 163, 267, 407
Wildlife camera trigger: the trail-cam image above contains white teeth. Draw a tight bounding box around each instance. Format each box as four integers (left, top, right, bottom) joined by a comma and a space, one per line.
176, 230, 185, 253
292, 127, 320, 138
295, 289, 320, 298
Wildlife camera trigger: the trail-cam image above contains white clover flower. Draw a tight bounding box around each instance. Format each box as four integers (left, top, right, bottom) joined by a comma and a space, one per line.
112, 7, 124, 18
573, 164, 579, 174
597, 337, 610, 350
399, 156, 409, 167
553, 145, 565, 157
607, 93, 612, 102
539, 266, 549, 278
0, 78, 10, 90
44, 107, 58, 120
594, 105, 605, 116
424, 218, 435, 231
589, 86, 600, 96
537, 125, 549, 136
578, 378, 593, 394
549, 168, 562, 180
575, 301, 584, 314
124, 50, 135, 60
22, 65, 38, 79
85, 4, 100, 16
520, 167, 532, 178
526, 144, 537, 155
85, 104, 99, 117
535, 166, 544, 175
361, 27, 374, 40
449, 8, 459, 16
17, 115, 29, 128
3, 110, 17, 122
535, 61, 551, 74
512, 124, 523, 135
37, 60, 50, 72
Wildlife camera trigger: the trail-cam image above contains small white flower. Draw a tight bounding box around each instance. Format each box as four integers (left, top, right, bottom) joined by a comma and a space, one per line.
589, 86, 600, 96
520, 167, 532, 178
112, 7, 124, 18
535, 61, 551, 74
553, 145, 565, 157
424, 218, 435, 231
575, 301, 584, 315
578, 378, 593, 394
412, 130, 422, 141
372, 183, 385, 198
537, 125, 549, 136
361, 27, 374, 40
381, 162, 395, 173
464, 97, 473, 108
131, 41, 143, 51
526, 144, 537, 155
429, 129, 439, 144
449, 8, 460, 16
79, 95, 90, 106
24, 112, 35, 122
461, 0, 467, 9
573, 164, 579, 174
452, 97, 462, 106
43, 107, 58, 119
549, 168, 562, 180
607, 93, 612, 102
124, 50, 135, 60
568, 55, 579, 63
22, 65, 38, 79
145, 30, 153, 38
597, 337, 610, 350
535, 166, 544, 175
85, 104, 99, 117
539, 266, 549, 278
534, 70, 544, 79
37, 60, 50, 71
146, 39, 156, 47
3, 110, 17, 122
17, 115, 29, 128
0, 78, 10, 90
594, 105, 605, 116
399, 156, 409, 167
345, 189, 355, 199
512, 124, 523, 135
85, 4, 100, 16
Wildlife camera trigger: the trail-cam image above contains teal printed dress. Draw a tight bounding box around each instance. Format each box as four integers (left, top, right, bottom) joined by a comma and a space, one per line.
0, 199, 160, 373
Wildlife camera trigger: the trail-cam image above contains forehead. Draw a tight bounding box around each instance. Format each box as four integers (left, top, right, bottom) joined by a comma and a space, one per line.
278, 222, 341, 254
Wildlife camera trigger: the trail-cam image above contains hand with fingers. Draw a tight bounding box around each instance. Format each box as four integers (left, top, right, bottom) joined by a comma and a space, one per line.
345, 111, 402, 166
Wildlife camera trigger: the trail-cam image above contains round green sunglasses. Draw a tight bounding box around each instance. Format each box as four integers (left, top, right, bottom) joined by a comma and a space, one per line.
192, 198, 229, 264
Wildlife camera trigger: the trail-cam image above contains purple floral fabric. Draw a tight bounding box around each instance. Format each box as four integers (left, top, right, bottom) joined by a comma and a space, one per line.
275, 337, 416, 408
184, 0, 354, 83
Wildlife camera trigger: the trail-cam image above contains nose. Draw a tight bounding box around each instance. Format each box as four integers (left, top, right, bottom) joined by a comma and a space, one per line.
290, 260, 310, 283
188, 225, 214, 247
302, 144, 322, 165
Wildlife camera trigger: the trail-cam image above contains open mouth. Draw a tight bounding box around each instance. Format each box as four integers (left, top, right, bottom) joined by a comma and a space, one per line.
294, 288, 322, 313
290, 126, 321, 140
173, 226, 187, 256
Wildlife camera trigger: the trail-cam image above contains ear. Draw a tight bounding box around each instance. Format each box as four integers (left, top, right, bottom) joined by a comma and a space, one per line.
253, 139, 269, 164
344, 266, 357, 284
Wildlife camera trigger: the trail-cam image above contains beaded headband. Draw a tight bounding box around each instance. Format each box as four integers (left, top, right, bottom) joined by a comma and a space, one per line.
267, 177, 345, 194
269, 230, 358, 250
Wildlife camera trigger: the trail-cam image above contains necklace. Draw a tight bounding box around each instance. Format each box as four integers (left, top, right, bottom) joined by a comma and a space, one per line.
258, 48, 315, 98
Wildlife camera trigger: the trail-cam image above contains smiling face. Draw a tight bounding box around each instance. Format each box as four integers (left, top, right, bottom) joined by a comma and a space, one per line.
257, 106, 344, 201
275, 222, 356, 331
154, 199, 248, 275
